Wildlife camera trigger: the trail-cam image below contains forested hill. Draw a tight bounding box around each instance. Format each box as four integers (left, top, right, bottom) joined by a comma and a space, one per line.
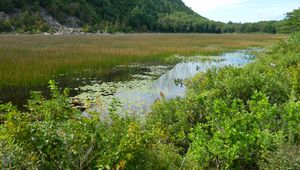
0, 0, 210, 33
0, 0, 285, 33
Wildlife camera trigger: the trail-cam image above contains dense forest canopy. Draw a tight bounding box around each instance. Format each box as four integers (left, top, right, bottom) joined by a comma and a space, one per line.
0, 0, 297, 33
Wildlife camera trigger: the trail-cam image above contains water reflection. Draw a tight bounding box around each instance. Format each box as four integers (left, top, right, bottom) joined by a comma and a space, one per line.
79, 50, 254, 115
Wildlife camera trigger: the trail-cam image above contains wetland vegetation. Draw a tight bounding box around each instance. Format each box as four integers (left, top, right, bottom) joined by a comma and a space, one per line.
0, 34, 284, 106
1, 1, 300, 170
1, 32, 299, 169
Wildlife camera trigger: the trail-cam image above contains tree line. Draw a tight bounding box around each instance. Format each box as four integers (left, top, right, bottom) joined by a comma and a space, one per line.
1, 29, 300, 170
0, 0, 298, 33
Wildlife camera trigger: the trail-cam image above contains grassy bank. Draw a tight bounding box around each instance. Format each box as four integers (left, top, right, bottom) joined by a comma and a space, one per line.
0, 34, 285, 88
1, 33, 299, 169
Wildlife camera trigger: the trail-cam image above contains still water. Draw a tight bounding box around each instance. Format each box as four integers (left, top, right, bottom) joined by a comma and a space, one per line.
0, 50, 255, 111
74, 50, 255, 116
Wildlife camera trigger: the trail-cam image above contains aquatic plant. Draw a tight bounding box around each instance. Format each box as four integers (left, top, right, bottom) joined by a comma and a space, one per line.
0, 33, 299, 169
0, 34, 284, 89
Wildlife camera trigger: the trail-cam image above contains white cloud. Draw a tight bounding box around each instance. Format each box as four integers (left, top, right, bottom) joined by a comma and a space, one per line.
182, 0, 250, 12
182, 0, 300, 22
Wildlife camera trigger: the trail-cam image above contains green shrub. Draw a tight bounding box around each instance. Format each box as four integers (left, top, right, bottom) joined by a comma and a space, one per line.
8, 11, 50, 33
186, 92, 285, 169
147, 98, 193, 153
0, 81, 184, 169
259, 144, 300, 170
0, 32, 299, 169
150, 32, 300, 169
0, 20, 12, 32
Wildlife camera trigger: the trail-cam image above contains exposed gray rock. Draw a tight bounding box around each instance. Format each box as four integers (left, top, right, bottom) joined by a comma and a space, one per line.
40, 8, 63, 29
1, 8, 105, 35
0, 12, 10, 20
64, 16, 80, 28
40, 8, 85, 35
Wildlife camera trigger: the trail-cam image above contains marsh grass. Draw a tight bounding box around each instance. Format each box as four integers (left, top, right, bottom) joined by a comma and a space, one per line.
0, 33, 285, 88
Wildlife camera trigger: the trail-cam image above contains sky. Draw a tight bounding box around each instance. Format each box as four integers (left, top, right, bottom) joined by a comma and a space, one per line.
181, 0, 300, 23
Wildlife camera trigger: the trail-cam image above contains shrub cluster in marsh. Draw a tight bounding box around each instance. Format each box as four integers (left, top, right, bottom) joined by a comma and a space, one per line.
150, 33, 300, 169
0, 34, 284, 88
0, 33, 298, 169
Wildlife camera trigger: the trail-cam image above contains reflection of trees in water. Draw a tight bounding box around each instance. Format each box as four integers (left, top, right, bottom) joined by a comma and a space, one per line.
81, 50, 254, 116
153, 61, 218, 96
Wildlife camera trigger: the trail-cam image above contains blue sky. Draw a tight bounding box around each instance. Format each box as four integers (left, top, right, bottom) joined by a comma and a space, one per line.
182, 0, 300, 23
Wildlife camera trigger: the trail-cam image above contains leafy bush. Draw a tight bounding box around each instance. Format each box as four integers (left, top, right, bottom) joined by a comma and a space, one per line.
186, 92, 285, 169
0, 20, 12, 32
149, 32, 300, 169
259, 144, 300, 170
2, 11, 50, 33
0, 33, 299, 169
0, 81, 183, 169
147, 98, 193, 153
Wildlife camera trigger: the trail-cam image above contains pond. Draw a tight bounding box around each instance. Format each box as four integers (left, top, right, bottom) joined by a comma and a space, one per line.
0, 49, 256, 112
72, 49, 256, 117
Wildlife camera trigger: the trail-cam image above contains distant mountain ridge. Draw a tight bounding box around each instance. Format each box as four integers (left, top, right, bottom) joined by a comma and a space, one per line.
0, 0, 280, 34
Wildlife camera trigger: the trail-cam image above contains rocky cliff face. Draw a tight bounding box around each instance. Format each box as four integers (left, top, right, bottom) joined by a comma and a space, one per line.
0, 12, 10, 20
0, 8, 102, 35
40, 8, 84, 35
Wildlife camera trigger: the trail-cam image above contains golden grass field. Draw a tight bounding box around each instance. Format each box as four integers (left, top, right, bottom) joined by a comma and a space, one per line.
0, 33, 285, 88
